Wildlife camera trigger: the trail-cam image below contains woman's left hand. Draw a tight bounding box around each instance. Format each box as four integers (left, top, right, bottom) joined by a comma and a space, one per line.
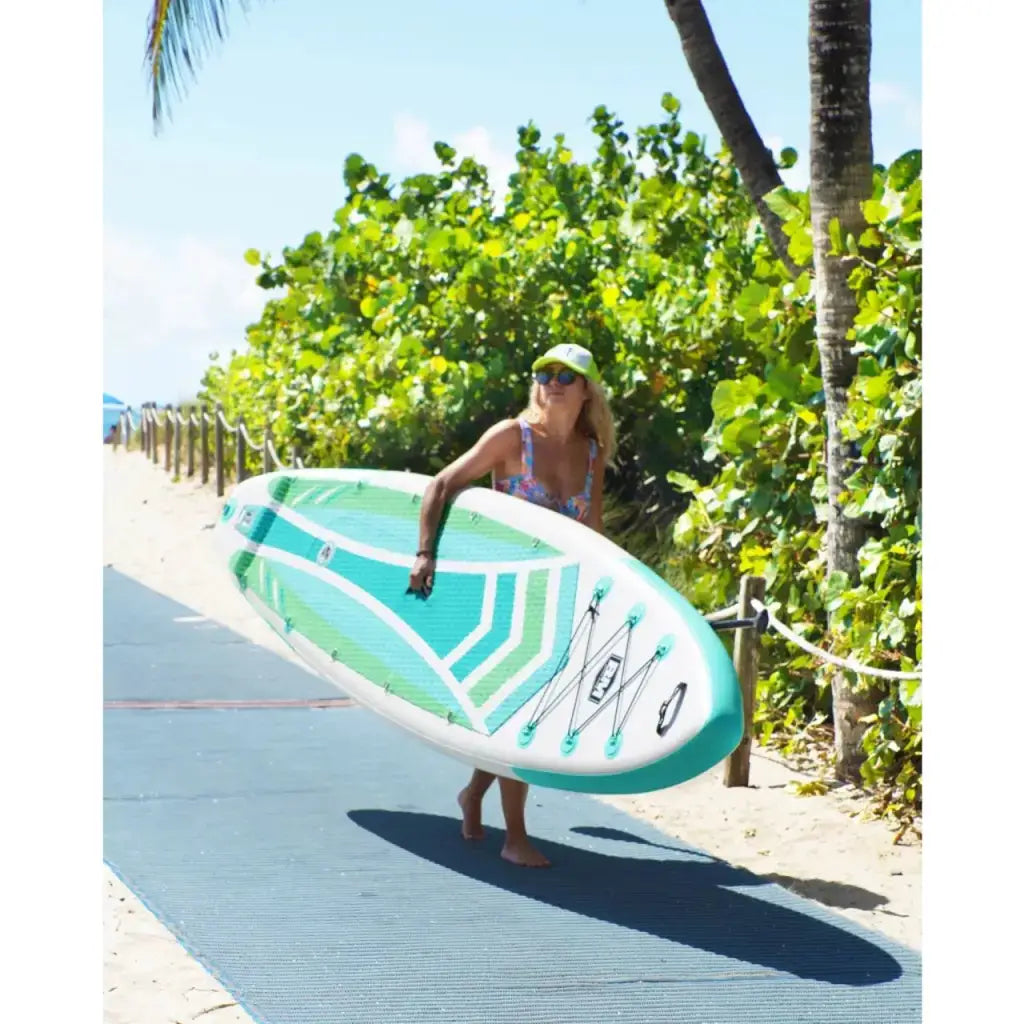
408, 553, 436, 597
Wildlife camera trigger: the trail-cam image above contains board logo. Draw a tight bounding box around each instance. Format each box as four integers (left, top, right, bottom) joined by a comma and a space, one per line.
316, 542, 335, 567
588, 655, 623, 704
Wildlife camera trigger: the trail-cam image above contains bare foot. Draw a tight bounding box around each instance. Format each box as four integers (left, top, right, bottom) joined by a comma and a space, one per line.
501, 837, 551, 868
457, 787, 485, 840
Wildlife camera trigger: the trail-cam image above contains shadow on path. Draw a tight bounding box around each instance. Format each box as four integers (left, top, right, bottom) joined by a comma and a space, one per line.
349, 809, 906, 987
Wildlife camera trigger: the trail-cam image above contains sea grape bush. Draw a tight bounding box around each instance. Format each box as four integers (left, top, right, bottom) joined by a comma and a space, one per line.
198, 98, 922, 825
671, 151, 922, 825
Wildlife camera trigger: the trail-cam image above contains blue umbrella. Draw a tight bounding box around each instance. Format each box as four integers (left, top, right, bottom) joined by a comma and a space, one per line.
103, 393, 127, 440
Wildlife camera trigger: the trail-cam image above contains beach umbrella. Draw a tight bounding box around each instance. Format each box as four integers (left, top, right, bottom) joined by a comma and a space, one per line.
103, 393, 127, 440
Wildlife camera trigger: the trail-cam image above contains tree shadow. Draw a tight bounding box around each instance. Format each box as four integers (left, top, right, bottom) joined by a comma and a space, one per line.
570, 823, 710, 856
761, 874, 893, 913
571, 826, 894, 913
348, 809, 905, 987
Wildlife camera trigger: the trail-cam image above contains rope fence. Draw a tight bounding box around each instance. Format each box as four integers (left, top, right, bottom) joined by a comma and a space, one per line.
750, 599, 922, 681
109, 401, 921, 789
111, 402, 303, 497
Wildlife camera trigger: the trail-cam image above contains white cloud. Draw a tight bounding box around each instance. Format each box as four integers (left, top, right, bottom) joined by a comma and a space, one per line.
871, 81, 921, 132
391, 114, 518, 201
103, 227, 271, 406
392, 113, 437, 170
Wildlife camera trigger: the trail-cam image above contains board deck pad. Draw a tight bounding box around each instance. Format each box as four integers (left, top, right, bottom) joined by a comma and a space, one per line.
216, 469, 744, 793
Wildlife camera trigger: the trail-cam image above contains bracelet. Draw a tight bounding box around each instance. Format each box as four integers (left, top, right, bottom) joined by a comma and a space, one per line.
416, 549, 434, 558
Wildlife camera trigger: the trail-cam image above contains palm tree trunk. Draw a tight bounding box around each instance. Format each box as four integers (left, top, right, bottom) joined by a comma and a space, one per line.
808, 0, 878, 780
662, 0, 804, 278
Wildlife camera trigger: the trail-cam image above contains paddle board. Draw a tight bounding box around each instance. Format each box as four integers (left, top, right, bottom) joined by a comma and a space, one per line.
215, 468, 742, 794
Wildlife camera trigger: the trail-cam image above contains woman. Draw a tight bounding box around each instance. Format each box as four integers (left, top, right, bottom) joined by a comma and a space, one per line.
408, 343, 616, 867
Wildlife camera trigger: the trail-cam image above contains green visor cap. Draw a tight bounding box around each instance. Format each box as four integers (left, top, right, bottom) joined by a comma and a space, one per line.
532, 343, 600, 382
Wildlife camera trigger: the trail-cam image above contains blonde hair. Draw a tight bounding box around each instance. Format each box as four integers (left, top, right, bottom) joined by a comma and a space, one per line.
523, 377, 618, 463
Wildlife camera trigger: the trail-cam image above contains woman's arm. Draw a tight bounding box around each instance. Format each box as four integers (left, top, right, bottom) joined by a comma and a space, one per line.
409, 419, 519, 594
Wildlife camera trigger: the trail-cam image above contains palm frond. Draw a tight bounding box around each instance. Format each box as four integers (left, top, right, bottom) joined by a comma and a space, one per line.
145, 0, 253, 132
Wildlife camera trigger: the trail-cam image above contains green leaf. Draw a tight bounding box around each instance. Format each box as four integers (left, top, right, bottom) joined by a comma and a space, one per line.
859, 483, 901, 516
666, 471, 700, 494
788, 228, 814, 266
296, 350, 326, 372
344, 153, 368, 186
682, 131, 701, 154
862, 373, 892, 403
779, 147, 798, 169
711, 377, 761, 421
862, 199, 888, 225
720, 416, 761, 454
828, 217, 843, 255
821, 570, 851, 609
660, 92, 681, 114
859, 226, 883, 248
763, 186, 803, 223
361, 220, 383, 244
765, 365, 801, 402
888, 149, 922, 191
434, 141, 457, 165
735, 281, 771, 321
881, 614, 907, 645
243, 248, 261, 267
899, 677, 921, 708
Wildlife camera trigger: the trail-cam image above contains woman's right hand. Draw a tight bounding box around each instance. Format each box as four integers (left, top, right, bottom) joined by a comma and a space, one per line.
408, 553, 436, 598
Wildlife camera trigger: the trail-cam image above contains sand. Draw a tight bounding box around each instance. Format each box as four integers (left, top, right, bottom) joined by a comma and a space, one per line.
102, 447, 921, 1023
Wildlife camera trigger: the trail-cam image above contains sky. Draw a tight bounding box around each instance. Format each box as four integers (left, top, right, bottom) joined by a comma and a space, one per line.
102, 0, 922, 407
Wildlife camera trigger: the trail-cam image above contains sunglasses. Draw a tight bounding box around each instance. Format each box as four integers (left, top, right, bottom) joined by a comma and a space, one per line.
534, 368, 579, 386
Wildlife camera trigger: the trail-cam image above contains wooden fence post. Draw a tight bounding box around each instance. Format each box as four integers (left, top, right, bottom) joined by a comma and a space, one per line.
200, 405, 210, 484
124, 409, 132, 450
152, 403, 160, 466
186, 410, 195, 477
235, 416, 247, 484
215, 403, 225, 497
164, 404, 173, 472
262, 423, 273, 475
723, 574, 767, 788
172, 407, 182, 478
143, 404, 150, 459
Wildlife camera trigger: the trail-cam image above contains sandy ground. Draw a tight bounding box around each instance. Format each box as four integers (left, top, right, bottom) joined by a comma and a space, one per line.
103, 447, 921, 1023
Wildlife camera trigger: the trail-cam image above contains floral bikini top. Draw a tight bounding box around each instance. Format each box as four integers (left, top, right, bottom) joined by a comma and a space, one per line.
494, 418, 597, 523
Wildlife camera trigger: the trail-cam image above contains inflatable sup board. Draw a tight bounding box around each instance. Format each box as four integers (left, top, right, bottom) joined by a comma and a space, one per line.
216, 468, 742, 794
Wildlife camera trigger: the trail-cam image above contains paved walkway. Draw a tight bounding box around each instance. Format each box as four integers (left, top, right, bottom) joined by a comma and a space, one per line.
103, 567, 921, 1024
